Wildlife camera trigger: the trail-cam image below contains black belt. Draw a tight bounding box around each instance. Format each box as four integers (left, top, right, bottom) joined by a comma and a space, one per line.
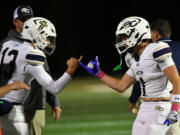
12, 102, 22, 105
152, 100, 169, 102
142, 100, 169, 102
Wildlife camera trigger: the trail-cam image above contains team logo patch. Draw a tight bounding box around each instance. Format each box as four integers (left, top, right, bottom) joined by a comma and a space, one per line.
155, 106, 164, 111
120, 18, 141, 30
21, 8, 30, 13
136, 71, 143, 75
38, 20, 48, 31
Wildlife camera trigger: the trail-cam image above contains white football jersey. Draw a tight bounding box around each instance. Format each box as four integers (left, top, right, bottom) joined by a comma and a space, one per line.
127, 42, 174, 98
0, 40, 71, 103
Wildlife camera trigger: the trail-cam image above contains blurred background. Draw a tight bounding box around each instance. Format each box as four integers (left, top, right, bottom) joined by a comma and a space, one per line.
1, 0, 180, 134
1, 0, 180, 77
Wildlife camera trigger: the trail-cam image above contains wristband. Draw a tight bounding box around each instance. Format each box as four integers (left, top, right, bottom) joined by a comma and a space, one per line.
170, 94, 180, 103
97, 70, 105, 79
171, 103, 179, 111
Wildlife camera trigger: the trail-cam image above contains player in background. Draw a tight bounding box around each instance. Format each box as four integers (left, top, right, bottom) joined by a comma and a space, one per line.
0, 17, 82, 135
0, 82, 29, 135
127, 19, 180, 135
80, 16, 180, 135
4, 5, 62, 135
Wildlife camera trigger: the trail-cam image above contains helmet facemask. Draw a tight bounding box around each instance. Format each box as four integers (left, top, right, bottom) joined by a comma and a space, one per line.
33, 35, 56, 55
115, 34, 129, 54
43, 36, 56, 55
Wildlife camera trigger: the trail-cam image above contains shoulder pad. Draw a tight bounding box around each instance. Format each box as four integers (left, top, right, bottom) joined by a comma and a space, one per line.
153, 43, 172, 61
26, 51, 46, 65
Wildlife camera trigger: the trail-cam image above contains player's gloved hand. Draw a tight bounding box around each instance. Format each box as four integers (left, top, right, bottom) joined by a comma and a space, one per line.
163, 110, 178, 126
80, 56, 105, 79
80, 56, 100, 75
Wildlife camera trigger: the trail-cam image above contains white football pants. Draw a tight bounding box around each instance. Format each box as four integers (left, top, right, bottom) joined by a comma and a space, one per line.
132, 101, 171, 135
0, 105, 29, 135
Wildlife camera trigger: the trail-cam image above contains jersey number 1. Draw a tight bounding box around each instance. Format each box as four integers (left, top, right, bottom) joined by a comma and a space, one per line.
139, 77, 146, 96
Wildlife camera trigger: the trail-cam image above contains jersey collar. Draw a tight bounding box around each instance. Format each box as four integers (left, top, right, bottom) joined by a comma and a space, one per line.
157, 36, 172, 42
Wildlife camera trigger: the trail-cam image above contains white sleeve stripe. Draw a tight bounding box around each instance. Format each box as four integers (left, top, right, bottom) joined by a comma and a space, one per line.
154, 53, 172, 61
29, 51, 45, 57
154, 44, 169, 51
26, 54, 45, 65
26, 59, 44, 65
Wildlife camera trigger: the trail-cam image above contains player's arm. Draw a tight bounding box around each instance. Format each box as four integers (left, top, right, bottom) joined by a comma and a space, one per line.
163, 65, 180, 95
129, 82, 141, 103
162, 63, 180, 126
25, 64, 71, 94
128, 82, 141, 114
24, 51, 82, 94
100, 72, 135, 93
80, 56, 136, 93
0, 81, 29, 97
43, 59, 62, 121
153, 43, 180, 125
46, 91, 62, 121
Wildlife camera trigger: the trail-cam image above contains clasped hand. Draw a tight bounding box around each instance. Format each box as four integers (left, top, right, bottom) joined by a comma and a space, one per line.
80, 56, 100, 76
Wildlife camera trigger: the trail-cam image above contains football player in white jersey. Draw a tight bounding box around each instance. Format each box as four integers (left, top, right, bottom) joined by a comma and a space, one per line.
0, 17, 82, 135
80, 16, 180, 135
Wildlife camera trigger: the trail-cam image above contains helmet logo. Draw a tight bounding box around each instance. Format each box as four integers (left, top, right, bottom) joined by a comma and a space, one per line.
38, 20, 48, 31
120, 18, 141, 30
21, 8, 31, 13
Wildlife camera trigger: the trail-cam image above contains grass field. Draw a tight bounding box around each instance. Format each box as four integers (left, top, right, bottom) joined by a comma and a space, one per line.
44, 76, 136, 135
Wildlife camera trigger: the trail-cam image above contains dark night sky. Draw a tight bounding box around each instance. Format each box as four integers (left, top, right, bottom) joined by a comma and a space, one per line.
0, 0, 180, 78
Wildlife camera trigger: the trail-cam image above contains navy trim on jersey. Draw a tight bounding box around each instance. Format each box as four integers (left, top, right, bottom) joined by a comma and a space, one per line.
153, 47, 171, 59
157, 37, 172, 42
26, 54, 45, 62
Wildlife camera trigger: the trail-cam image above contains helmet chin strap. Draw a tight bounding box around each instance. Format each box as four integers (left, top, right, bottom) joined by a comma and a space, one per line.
113, 54, 122, 71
